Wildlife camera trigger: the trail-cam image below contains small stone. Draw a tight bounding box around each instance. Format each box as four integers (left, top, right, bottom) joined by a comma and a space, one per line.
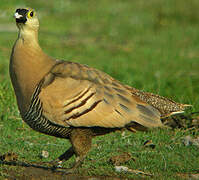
115, 166, 129, 172
115, 166, 153, 176
183, 136, 193, 146
41, 150, 49, 158
182, 136, 199, 147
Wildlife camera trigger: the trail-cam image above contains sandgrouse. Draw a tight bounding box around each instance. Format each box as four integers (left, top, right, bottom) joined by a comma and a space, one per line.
10, 8, 190, 172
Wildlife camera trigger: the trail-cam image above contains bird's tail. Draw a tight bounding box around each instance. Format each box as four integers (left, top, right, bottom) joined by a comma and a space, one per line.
125, 86, 191, 118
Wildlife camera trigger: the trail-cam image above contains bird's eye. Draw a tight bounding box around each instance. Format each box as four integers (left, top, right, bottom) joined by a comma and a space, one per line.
27, 11, 34, 18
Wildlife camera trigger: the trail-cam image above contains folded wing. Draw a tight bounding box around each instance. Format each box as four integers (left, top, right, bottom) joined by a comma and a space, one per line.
38, 61, 163, 129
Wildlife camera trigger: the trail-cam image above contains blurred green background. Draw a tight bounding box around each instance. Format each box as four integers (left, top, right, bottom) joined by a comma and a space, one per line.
0, 0, 198, 179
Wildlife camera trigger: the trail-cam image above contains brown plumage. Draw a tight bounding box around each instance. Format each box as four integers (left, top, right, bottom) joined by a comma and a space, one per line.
9, 8, 190, 172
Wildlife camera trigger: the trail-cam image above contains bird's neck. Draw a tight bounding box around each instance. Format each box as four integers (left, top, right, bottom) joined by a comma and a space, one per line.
10, 29, 55, 114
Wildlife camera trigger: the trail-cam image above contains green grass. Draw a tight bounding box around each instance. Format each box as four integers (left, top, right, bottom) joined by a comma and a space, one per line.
0, 0, 199, 179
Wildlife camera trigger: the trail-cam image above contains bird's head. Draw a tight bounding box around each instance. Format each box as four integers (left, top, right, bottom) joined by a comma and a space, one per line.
14, 8, 39, 31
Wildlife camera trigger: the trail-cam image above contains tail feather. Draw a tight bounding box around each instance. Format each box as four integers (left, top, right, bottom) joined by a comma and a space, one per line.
127, 87, 191, 118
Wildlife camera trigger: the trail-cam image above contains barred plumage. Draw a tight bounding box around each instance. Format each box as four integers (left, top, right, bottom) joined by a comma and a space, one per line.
23, 83, 71, 138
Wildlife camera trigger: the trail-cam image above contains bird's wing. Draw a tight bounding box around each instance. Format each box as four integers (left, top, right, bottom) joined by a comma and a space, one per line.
37, 61, 163, 129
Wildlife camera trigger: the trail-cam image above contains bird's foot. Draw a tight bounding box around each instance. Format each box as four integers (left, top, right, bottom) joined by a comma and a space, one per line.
52, 166, 76, 174
42, 158, 63, 168
45, 159, 76, 174
51, 157, 83, 174
51, 160, 63, 168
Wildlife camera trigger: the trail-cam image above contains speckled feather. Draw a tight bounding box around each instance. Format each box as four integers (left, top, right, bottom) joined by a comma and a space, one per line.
130, 88, 189, 118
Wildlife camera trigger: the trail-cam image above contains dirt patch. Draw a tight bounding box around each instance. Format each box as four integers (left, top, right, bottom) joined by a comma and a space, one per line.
0, 161, 126, 180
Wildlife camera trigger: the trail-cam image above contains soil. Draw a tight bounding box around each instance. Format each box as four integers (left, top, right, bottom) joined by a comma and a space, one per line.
0, 161, 126, 180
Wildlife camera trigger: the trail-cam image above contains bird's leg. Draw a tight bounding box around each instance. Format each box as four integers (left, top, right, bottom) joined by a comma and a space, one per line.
58, 146, 74, 161
50, 146, 74, 168
47, 128, 92, 173
58, 128, 92, 173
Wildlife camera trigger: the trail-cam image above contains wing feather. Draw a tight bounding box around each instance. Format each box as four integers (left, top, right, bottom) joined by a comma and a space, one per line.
38, 61, 163, 129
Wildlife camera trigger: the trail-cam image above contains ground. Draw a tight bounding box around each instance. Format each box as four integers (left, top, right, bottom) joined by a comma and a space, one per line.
0, 0, 199, 179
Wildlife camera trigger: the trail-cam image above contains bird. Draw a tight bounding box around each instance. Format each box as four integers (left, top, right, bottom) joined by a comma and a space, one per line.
9, 8, 190, 173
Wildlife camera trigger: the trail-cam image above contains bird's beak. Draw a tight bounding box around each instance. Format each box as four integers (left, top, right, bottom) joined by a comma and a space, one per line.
14, 11, 27, 24
14, 12, 23, 19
